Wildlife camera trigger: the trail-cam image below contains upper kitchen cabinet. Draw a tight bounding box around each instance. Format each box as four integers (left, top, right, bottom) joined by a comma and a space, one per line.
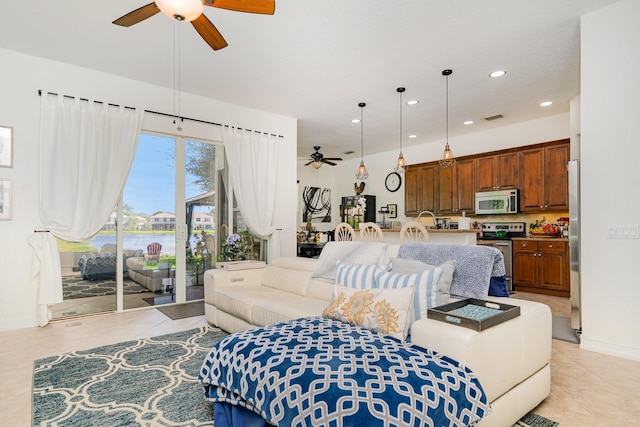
405, 163, 437, 216
519, 140, 569, 212
476, 152, 518, 192
438, 158, 476, 215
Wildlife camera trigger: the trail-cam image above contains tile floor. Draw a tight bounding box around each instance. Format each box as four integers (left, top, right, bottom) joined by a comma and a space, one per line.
1, 292, 639, 426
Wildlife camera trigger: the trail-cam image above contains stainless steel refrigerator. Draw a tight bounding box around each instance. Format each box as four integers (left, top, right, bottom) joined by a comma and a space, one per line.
568, 160, 581, 331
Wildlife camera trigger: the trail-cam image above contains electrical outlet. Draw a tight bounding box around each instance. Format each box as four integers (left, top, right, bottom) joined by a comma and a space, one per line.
607, 224, 639, 239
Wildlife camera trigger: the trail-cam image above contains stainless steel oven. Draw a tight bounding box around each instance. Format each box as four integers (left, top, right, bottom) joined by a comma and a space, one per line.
477, 222, 526, 292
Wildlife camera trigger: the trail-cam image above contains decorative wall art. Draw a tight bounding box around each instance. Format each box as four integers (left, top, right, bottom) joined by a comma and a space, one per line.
302, 186, 331, 223
0, 126, 12, 168
387, 204, 398, 218
0, 179, 12, 220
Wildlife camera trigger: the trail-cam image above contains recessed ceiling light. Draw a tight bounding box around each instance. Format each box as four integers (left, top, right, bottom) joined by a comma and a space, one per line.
464, 120, 474, 125
406, 100, 419, 105
351, 119, 360, 123
408, 134, 417, 139
540, 101, 553, 107
489, 70, 507, 78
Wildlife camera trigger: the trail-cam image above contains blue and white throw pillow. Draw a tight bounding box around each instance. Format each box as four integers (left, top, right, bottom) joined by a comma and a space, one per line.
374, 267, 442, 322
335, 260, 391, 289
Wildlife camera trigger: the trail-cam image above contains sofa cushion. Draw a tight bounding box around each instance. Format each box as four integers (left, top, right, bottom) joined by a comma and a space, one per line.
311, 241, 389, 282
304, 278, 335, 301
390, 257, 456, 305
335, 261, 390, 289
251, 295, 328, 327
214, 285, 286, 324
261, 265, 312, 296
375, 268, 442, 323
322, 285, 415, 341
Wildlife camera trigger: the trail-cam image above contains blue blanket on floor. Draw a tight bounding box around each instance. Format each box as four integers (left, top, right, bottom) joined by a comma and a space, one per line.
398, 242, 509, 298
199, 317, 490, 427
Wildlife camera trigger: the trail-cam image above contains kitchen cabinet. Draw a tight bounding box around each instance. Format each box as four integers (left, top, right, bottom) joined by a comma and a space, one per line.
512, 238, 569, 297
519, 140, 569, 212
404, 164, 437, 216
476, 152, 518, 191
437, 158, 476, 215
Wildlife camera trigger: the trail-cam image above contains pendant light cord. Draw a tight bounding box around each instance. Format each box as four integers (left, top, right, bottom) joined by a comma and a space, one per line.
360, 103, 364, 161
399, 90, 403, 151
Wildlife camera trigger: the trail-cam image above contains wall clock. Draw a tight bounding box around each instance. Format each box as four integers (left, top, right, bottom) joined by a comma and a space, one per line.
385, 172, 402, 192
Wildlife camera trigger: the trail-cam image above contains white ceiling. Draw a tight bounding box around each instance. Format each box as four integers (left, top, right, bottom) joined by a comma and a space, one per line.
0, 0, 619, 162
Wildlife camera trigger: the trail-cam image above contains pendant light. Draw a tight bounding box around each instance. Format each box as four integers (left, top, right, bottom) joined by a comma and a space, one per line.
439, 69, 455, 168
395, 87, 407, 172
355, 102, 369, 180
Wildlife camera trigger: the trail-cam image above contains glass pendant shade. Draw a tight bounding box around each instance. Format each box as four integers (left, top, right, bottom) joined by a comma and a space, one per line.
395, 152, 406, 171
311, 161, 323, 169
356, 160, 369, 180
355, 102, 369, 180
155, 0, 204, 21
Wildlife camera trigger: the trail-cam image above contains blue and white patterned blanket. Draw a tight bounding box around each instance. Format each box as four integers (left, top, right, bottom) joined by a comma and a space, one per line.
199, 317, 490, 427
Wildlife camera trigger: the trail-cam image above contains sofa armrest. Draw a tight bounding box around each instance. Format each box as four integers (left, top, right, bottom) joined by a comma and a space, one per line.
203, 267, 267, 305
410, 297, 551, 403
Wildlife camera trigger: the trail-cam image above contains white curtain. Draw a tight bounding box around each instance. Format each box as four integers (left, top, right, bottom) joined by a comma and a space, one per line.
32, 94, 143, 325
223, 127, 280, 261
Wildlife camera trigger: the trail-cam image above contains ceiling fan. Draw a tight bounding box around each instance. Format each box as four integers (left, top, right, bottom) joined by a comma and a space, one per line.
303, 146, 343, 169
112, 0, 275, 51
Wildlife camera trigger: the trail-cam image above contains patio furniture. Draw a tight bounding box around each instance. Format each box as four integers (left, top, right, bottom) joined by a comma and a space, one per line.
77, 244, 143, 281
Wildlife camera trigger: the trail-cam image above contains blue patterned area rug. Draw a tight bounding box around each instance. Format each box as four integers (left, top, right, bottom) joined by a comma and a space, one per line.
32, 327, 227, 426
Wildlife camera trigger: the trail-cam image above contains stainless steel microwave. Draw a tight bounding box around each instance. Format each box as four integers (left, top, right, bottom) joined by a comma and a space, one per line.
475, 190, 519, 215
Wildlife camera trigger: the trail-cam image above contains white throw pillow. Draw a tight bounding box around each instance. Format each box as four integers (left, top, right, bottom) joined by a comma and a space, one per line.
322, 284, 415, 341
390, 257, 456, 305
335, 260, 391, 289
374, 268, 442, 322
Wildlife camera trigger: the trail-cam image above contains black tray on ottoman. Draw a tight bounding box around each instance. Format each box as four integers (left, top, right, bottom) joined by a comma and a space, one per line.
427, 298, 521, 332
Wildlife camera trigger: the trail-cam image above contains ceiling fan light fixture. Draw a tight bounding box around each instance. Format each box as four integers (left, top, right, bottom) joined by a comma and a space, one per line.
155, 0, 204, 22
311, 161, 323, 169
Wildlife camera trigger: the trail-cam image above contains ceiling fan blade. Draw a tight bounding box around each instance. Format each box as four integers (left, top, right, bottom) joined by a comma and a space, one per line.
204, 0, 275, 15
323, 160, 337, 166
304, 160, 314, 166
191, 14, 228, 50
113, 3, 160, 27
323, 157, 343, 161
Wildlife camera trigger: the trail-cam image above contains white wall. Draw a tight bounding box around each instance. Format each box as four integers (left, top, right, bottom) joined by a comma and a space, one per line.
298, 113, 570, 230
579, 0, 640, 361
0, 48, 298, 331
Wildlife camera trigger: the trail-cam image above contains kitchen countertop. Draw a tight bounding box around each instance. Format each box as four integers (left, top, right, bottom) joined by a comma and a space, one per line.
379, 228, 480, 233
512, 236, 569, 241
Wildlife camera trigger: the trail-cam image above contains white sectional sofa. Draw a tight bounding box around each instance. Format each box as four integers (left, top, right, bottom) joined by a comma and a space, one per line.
203, 245, 551, 427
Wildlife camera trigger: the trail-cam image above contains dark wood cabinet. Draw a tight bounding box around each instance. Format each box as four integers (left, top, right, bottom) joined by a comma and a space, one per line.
404, 139, 569, 216
519, 140, 569, 212
404, 164, 436, 216
438, 158, 476, 215
512, 239, 569, 297
476, 152, 518, 192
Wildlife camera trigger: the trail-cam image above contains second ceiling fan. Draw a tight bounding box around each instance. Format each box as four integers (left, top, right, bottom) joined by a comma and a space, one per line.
113, 0, 275, 51
304, 146, 343, 169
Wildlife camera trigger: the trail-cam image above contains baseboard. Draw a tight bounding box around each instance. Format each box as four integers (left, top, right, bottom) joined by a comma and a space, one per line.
580, 336, 640, 362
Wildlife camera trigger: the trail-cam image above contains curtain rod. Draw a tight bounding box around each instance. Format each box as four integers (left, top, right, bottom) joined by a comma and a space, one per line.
38, 90, 283, 138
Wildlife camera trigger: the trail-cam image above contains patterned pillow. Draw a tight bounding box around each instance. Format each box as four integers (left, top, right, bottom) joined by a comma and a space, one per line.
322, 285, 415, 341
374, 268, 443, 323
335, 260, 391, 289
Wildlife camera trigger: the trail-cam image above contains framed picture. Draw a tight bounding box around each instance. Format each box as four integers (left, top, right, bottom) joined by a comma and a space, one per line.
387, 203, 397, 218
0, 179, 12, 220
0, 126, 13, 168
